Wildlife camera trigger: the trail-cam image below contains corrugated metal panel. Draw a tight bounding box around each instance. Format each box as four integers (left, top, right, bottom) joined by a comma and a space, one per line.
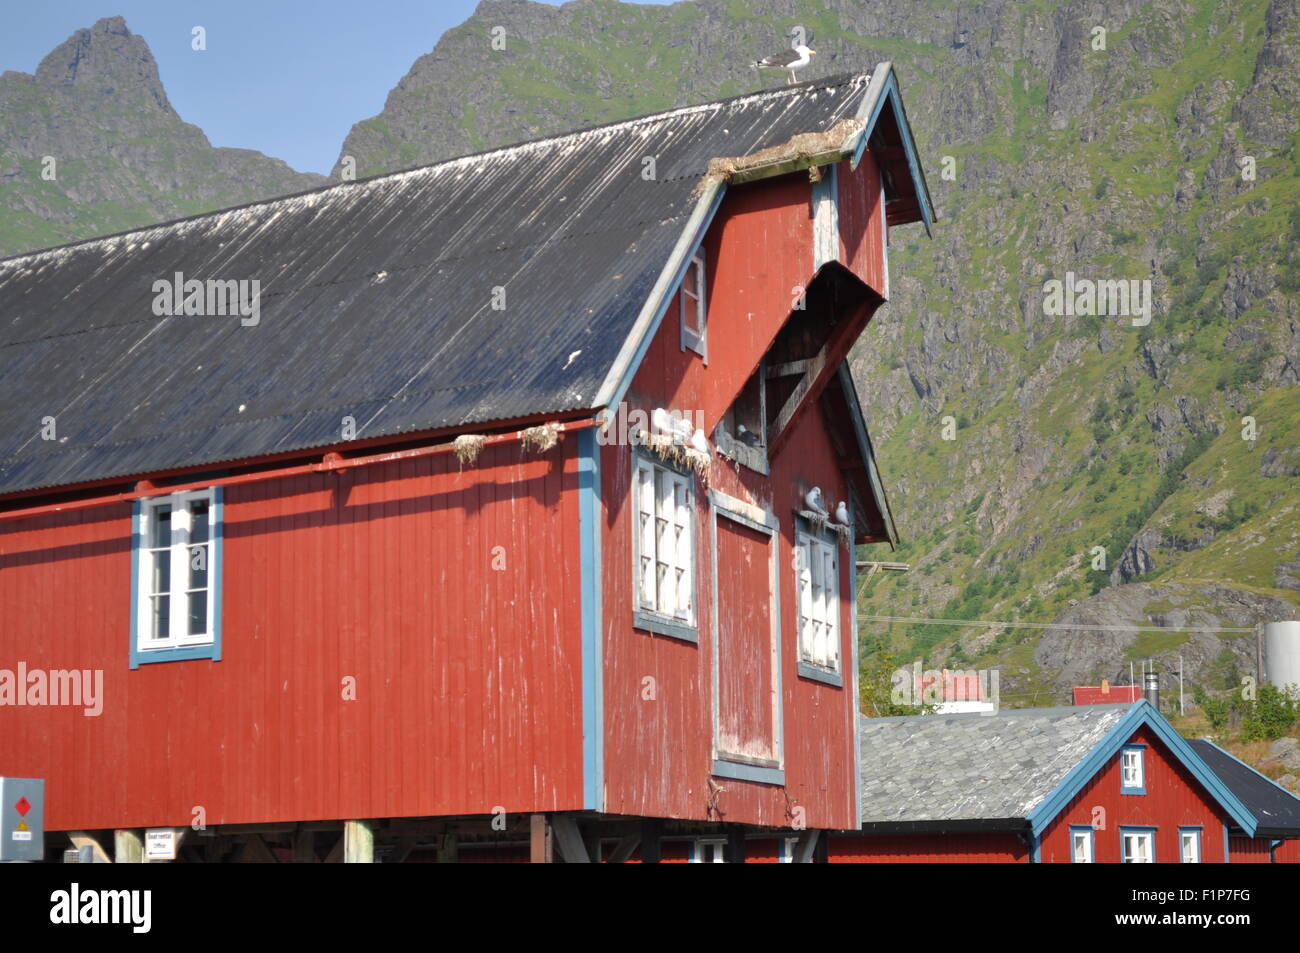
828, 832, 1027, 863
0, 75, 873, 497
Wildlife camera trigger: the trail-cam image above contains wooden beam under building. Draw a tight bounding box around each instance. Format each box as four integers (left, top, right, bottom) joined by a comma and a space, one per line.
529, 814, 553, 864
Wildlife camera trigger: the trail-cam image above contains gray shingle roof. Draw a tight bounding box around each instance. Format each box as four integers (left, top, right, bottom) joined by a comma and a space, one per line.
858, 704, 1131, 828
0, 74, 878, 496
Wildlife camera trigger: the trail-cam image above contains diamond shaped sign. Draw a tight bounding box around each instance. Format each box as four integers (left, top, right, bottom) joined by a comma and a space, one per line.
15, 796, 30, 817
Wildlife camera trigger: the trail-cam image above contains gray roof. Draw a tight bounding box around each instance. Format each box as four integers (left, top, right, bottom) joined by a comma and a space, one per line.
0, 74, 881, 496
1189, 739, 1300, 837
858, 704, 1131, 828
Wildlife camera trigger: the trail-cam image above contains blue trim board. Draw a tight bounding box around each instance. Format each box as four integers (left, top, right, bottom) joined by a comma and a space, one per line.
1026, 700, 1258, 838
1029, 832, 1041, 863
1119, 825, 1158, 863
1224, 823, 1231, 863
129, 488, 223, 669
850, 68, 934, 235
578, 427, 605, 811
1069, 825, 1095, 863
712, 760, 785, 786
606, 184, 727, 412
1121, 743, 1147, 795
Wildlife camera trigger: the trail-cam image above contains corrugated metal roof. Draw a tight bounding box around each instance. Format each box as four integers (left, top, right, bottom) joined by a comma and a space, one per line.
858, 705, 1130, 825
0, 74, 875, 495
1189, 739, 1300, 836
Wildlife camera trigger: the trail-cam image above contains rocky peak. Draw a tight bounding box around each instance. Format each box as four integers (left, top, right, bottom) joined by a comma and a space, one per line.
34, 16, 174, 115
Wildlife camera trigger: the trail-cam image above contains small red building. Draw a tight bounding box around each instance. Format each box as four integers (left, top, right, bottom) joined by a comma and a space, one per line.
831, 700, 1300, 863
1073, 684, 1143, 706
0, 68, 933, 861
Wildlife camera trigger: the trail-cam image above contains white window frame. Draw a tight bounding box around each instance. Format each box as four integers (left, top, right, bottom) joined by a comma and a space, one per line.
679, 251, 707, 359
136, 488, 217, 653
1071, 828, 1094, 863
1180, 828, 1201, 864
778, 836, 799, 864
1121, 746, 1145, 792
632, 454, 696, 640
691, 838, 726, 863
795, 524, 841, 676
1121, 829, 1155, 864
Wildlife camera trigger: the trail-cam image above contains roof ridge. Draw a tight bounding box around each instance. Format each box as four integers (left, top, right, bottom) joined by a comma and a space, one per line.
0, 72, 871, 268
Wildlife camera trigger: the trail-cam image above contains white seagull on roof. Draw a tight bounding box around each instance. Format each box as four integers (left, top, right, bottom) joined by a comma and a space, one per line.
753, 43, 817, 85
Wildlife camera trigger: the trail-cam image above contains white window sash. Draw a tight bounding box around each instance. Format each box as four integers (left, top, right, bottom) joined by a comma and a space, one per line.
680, 254, 707, 356
138, 489, 215, 652
634, 459, 693, 624
796, 530, 839, 670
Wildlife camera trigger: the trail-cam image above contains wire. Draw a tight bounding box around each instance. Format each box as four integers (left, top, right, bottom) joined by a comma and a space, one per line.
858, 613, 1254, 634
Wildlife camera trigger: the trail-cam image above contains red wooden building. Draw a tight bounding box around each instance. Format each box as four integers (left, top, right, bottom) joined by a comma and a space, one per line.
0, 67, 933, 861
831, 700, 1300, 863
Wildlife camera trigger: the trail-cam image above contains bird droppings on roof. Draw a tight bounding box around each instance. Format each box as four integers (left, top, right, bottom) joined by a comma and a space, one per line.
0, 74, 876, 496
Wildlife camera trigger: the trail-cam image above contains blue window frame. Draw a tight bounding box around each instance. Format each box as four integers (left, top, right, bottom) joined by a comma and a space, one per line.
1120, 744, 1147, 794
1069, 826, 1095, 863
1120, 826, 1157, 864
130, 486, 223, 668
1179, 827, 1202, 863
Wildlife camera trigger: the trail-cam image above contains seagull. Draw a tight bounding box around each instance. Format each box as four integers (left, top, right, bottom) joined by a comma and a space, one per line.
651, 407, 674, 436
736, 424, 761, 448
690, 428, 710, 454
754, 43, 817, 84
834, 500, 850, 525
804, 486, 828, 516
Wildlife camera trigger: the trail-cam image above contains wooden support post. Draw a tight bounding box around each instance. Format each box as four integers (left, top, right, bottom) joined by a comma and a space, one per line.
529, 814, 553, 864
640, 820, 662, 864
68, 832, 111, 864
113, 829, 143, 864
323, 833, 344, 863
607, 834, 640, 864
436, 834, 458, 864
793, 830, 821, 864
551, 815, 590, 863
343, 819, 374, 863
237, 834, 279, 863
727, 826, 747, 864
292, 829, 316, 864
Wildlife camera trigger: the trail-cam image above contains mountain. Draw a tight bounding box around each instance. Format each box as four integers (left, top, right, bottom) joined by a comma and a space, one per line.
334, 0, 1299, 703
0, 16, 325, 257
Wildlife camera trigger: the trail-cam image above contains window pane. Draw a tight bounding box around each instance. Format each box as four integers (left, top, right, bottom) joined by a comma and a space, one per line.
151, 595, 170, 640
189, 544, 208, 590
151, 549, 170, 595
190, 499, 210, 544
149, 505, 172, 549
188, 591, 208, 636
682, 261, 698, 300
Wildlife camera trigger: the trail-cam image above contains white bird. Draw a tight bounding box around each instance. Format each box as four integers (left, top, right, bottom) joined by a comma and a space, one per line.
754, 43, 817, 84
804, 486, 828, 516
834, 500, 850, 525
671, 415, 694, 445
736, 423, 761, 448
690, 428, 709, 454
651, 407, 673, 436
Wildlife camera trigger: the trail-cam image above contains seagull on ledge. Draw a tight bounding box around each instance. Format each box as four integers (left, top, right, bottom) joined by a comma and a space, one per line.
754, 44, 817, 84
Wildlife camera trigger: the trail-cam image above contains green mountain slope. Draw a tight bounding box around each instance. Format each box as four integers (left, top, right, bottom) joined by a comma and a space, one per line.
335, 0, 1299, 703
0, 17, 324, 258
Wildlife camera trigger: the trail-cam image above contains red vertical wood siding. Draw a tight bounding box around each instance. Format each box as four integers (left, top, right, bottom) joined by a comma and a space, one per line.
0, 441, 586, 830
600, 154, 889, 830
836, 151, 886, 293
1229, 836, 1274, 863
1038, 726, 1230, 863
827, 832, 1028, 863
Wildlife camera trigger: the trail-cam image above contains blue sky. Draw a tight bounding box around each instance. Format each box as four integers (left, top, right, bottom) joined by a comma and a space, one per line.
0, 1, 669, 175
